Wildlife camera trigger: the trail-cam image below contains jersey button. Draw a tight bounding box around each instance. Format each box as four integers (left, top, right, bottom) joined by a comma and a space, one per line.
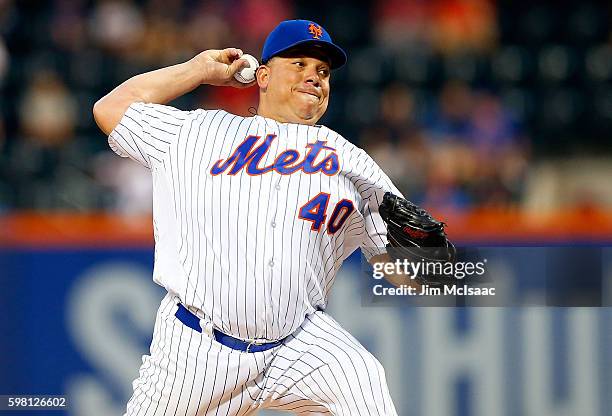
275, 184, 281, 190
271, 222, 276, 228
268, 260, 275, 267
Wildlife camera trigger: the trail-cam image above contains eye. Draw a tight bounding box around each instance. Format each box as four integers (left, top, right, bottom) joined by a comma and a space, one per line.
293, 61, 305, 68
319, 68, 330, 77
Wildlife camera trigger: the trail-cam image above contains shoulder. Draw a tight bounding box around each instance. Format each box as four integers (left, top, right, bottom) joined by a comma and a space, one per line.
202, 109, 252, 125
128, 103, 241, 123
313, 124, 362, 153
319, 126, 373, 163
122, 103, 204, 128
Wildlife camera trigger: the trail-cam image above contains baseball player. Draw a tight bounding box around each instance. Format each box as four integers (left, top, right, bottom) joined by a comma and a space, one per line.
94, 20, 404, 415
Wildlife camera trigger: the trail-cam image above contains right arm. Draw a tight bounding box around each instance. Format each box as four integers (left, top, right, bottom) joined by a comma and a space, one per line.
93, 48, 255, 135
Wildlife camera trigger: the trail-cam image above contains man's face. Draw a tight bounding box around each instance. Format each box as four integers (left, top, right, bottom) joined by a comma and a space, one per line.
257, 47, 331, 125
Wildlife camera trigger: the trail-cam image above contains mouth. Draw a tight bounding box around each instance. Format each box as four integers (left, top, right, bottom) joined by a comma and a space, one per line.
297, 89, 321, 101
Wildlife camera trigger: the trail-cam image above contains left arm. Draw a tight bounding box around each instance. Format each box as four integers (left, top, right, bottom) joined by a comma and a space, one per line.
352, 149, 420, 289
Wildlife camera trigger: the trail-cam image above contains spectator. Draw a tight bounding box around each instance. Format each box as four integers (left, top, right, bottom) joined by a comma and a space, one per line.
419, 81, 529, 209
227, 0, 293, 53
185, 3, 236, 53
379, 82, 419, 139
363, 83, 428, 197
373, 0, 430, 52
88, 0, 145, 56
49, 0, 88, 53
429, 0, 497, 55
424, 80, 474, 142
467, 92, 529, 206
18, 70, 77, 147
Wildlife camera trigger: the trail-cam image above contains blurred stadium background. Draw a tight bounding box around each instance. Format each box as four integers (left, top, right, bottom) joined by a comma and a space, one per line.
0, 1, 610, 415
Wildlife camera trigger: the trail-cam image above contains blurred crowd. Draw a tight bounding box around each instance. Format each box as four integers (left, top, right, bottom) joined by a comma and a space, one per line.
360, 80, 528, 211
0, 0, 610, 213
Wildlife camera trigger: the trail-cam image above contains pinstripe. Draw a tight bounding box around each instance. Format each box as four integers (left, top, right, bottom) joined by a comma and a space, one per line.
267, 119, 283, 337
284, 124, 306, 332
306, 318, 369, 412
181, 116, 198, 284
255, 125, 278, 340
149, 124, 176, 137
216, 114, 238, 333
130, 299, 174, 415
317, 365, 351, 416
208, 112, 232, 332
189, 110, 222, 309
310, 315, 384, 412
300, 343, 365, 415
239, 130, 255, 340
213, 352, 231, 416
148, 311, 181, 415
309, 323, 376, 412
123, 123, 165, 155
194, 341, 214, 415
171, 315, 202, 415
279, 312, 395, 415
160, 323, 189, 416
305, 366, 344, 415
112, 105, 400, 415
203, 344, 222, 415
292, 124, 312, 330
114, 129, 149, 166
281, 330, 363, 415
323, 315, 392, 415
229, 117, 257, 336
281, 124, 301, 333
131, 298, 174, 416
223, 353, 242, 416
219, 115, 246, 334
265, 365, 334, 413
279, 346, 350, 414
176, 331, 203, 416
126, 299, 175, 414
176, 115, 193, 263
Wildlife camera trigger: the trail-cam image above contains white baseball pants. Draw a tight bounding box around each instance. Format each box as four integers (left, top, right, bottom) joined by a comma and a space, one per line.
124, 293, 398, 416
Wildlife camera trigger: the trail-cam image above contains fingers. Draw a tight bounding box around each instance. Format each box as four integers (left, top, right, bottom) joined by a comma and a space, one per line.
202, 47, 257, 88
220, 48, 243, 64
227, 57, 248, 76
230, 48, 243, 59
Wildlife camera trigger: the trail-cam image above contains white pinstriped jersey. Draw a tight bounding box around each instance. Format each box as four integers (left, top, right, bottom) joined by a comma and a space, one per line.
109, 102, 400, 342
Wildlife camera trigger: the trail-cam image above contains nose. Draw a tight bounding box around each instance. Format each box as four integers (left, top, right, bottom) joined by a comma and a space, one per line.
304, 68, 321, 87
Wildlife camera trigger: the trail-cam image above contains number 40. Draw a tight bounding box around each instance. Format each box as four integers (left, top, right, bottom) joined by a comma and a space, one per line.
298, 192, 355, 234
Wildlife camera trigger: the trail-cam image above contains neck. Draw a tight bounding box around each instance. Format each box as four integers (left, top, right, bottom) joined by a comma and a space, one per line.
257, 99, 317, 126
257, 100, 288, 123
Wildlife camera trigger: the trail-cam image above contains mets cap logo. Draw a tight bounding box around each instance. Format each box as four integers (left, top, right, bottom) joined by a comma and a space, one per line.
308, 22, 323, 39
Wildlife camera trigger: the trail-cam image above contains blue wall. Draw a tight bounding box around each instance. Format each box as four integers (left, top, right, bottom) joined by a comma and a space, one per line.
0, 247, 610, 416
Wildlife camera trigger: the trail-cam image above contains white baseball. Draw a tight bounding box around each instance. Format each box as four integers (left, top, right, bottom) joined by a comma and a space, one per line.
234, 54, 259, 84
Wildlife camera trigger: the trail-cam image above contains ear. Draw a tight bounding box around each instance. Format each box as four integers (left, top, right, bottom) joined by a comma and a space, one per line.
256, 64, 270, 90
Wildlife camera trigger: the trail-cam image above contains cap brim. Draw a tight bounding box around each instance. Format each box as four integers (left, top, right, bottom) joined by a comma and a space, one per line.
266, 39, 347, 70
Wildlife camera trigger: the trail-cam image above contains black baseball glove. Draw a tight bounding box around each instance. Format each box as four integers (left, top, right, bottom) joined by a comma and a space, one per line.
379, 192, 456, 285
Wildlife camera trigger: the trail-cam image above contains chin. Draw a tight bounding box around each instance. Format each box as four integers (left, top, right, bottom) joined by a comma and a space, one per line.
292, 100, 326, 121
294, 108, 318, 122
299, 113, 321, 124
297, 107, 326, 123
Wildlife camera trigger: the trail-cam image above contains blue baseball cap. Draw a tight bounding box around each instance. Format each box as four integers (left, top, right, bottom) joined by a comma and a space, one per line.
261, 20, 347, 69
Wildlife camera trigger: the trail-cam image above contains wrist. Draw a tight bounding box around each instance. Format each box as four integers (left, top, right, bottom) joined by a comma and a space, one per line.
189, 53, 212, 85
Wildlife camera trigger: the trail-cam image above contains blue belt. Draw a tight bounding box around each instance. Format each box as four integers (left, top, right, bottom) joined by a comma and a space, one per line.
175, 303, 284, 353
